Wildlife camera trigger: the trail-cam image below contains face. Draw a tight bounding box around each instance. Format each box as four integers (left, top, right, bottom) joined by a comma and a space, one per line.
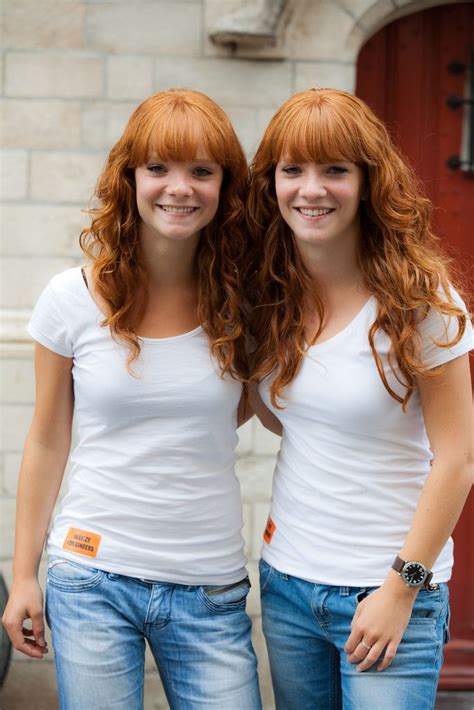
274, 160, 365, 248
135, 147, 224, 244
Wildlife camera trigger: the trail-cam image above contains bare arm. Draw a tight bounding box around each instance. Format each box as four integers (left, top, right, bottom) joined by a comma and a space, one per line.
2, 343, 74, 658
346, 354, 473, 671
248, 386, 282, 436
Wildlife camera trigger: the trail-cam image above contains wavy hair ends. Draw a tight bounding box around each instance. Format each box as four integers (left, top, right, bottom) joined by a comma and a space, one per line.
247, 88, 467, 409
80, 89, 249, 379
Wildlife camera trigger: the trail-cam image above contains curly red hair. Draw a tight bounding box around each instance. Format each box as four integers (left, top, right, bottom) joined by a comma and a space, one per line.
80, 89, 249, 379
247, 88, 467, 408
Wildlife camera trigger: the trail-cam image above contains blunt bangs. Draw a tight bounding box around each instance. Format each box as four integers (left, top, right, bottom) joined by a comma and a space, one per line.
126, 95, 230, 168
269, 92, 373, 167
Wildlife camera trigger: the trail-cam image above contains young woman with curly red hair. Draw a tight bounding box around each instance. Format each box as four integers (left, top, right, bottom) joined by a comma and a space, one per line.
2, 89, 262, 710
247, 88, 473, 709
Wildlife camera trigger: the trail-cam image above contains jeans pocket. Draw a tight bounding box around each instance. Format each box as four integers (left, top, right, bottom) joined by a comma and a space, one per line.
354, 586, 378, 605
47, 556, 103, 592
259, 559, 274, 596
408, 586, 443, 625
199, 577, 250, 613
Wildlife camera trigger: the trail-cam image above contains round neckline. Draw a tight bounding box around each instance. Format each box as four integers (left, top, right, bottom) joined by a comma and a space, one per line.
77, 266, 203, 343
306, 296, 376, 353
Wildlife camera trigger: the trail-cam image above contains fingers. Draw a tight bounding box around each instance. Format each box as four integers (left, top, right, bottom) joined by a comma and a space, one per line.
377, 642, 398, 671
2, 612, 48, 659
31, 610, 47, 649
344, 627, 362, 654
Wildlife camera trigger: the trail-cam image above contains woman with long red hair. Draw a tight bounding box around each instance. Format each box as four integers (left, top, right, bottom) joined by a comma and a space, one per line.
247, 88, 473, 709
2, 89, 262, 709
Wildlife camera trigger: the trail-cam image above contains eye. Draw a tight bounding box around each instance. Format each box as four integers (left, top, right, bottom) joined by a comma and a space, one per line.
147, 164, 166, 174
326, 165, 348, 175
281, 165, 302, 175
193, 166, 214, 177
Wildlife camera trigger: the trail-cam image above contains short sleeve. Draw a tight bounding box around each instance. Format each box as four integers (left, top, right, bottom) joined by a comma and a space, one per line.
418, 288, 473, 370
27, 281, 74, 357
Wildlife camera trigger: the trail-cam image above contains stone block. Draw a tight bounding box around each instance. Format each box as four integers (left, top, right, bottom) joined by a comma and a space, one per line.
1, 256, 77, 309
153, 57, 293, 108
3, 453, 22, 496
106, 56, 154, 101
294, 62, 356, 94
0, 404, 33, 453
5, 53, 103, 99
30, 151, 106, 203
1, 99, 81, 150
86, 3, 202, 56
336, 0, 378, 19
1, 358, 35, 404
253, 419, 281, 455
250, 502, 271, 560
285, 0, 358, 61
1, 0, 85, 50
355, 0, 398, 35
242, 502, 253, 558
221, 105, 259, 156
236, 455, 274, 501
1, 150, 28, 200
0, 497, 16, 559
0, 204, 86, 257
236, 418, 254, 456
81, 101, 137, 150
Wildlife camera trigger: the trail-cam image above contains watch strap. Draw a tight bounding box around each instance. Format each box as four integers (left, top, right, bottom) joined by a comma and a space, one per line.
392, 555, 405, 575
391, 555, 434, 590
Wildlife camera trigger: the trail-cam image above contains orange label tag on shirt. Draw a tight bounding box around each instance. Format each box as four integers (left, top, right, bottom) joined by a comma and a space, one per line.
263, 516, 276, 544
63, 528, 101, 558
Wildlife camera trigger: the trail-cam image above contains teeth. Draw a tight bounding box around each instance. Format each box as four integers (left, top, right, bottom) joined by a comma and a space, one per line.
161, 205, 196, 213
298, 208, 332, 217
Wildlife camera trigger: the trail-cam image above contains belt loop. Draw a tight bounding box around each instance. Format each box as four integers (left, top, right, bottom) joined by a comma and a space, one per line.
340, 586, 350, 596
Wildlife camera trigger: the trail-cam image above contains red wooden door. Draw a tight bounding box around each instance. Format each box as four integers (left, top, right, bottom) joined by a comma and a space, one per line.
356, 2, 474, 690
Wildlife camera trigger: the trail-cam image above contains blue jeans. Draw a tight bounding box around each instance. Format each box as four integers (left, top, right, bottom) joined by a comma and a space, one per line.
46, 556, 262, 710
259, 559, 450, 710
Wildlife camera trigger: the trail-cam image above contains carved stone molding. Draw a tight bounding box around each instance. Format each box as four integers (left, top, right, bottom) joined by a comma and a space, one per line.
209, 0, 288, 48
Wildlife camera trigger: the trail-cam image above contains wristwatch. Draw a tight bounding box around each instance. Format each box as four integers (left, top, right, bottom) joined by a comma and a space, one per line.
391, 555, 435, 590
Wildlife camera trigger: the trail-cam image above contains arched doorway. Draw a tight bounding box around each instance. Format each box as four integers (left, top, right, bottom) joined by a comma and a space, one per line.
356, 2, 473, 691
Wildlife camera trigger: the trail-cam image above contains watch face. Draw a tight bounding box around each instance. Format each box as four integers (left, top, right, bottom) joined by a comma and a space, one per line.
403, 562, 426, 586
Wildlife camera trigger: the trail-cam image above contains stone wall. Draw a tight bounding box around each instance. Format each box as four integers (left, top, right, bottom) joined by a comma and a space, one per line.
0, 1, 463, 707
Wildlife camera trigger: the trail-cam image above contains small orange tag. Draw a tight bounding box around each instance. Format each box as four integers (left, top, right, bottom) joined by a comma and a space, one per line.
63, 528, 101, 558
263, 516, 276, 544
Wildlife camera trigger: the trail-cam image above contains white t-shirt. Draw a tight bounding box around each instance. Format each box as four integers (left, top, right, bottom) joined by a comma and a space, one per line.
29, 267, 247, 585
259, 292, 473, 586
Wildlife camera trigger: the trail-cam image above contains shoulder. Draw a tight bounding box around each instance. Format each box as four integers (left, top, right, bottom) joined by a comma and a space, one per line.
48, 266, 84, 296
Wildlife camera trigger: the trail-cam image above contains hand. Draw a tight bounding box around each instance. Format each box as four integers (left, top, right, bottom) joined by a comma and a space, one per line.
2, 578, 49, 659
344, 580, 417, 672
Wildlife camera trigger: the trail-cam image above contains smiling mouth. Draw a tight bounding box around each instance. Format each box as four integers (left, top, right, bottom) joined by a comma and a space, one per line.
296, 207, 334, 217
158, 205, 199, 214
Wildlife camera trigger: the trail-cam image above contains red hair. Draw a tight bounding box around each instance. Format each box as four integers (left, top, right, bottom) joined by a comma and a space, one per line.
80, 89, 249, 379
247, 88, 467, 408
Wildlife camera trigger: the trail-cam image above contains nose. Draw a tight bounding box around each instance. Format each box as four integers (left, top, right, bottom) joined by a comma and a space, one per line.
299, 172, 327, 200
165, 171, 193, 197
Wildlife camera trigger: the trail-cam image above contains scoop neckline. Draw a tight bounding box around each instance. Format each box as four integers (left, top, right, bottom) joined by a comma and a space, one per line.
77, 266, 203, 343
306, 296, 376, 353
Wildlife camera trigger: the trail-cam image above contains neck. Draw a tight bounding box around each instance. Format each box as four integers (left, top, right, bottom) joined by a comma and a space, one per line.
296, 232, 364, 303
139, 225, 200, 289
